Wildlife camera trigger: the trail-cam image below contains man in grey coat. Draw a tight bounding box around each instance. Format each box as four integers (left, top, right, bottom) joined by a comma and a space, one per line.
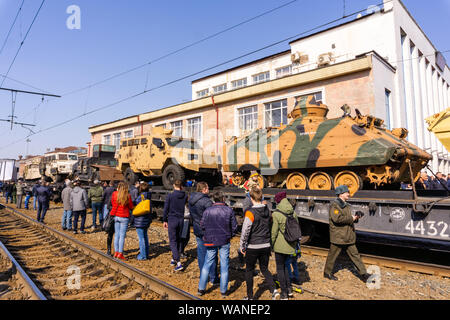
61, 181, 73, 231
70, 181, 89, 234
16, 179, 24, 209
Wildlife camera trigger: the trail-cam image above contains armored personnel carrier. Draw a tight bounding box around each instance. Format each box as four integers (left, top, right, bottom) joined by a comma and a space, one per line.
223, 95, 432, 195
425, 107, 450, 152
72, 144, 123, 183
117, 127, 222, 189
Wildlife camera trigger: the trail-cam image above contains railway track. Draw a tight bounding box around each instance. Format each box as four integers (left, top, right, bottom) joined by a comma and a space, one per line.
300, 245, 450, 278
0, 204, 198, 300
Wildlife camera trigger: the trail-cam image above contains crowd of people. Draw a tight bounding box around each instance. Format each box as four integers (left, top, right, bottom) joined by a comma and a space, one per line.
0, 176, 373, 300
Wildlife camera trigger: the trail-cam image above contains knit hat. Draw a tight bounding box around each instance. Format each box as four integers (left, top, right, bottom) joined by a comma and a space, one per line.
274, 191, 287, 204
335, 185, 349, 195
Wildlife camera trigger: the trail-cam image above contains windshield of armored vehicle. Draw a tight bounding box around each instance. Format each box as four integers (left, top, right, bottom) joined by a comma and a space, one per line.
165, 138, 201, 149
59, 154, 68, 160
69, 155, 77, 160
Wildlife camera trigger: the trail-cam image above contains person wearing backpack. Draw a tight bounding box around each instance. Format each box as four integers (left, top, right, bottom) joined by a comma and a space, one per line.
240, 186, 279, 300
271, 193, 301, 300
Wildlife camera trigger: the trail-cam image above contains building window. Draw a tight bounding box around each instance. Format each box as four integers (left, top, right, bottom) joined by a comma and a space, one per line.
297, 91, 323, 103
113, 133, 121, 151
155, 123, 166, 129
187, 117, 202, 142
275, 65, 292, 78
238, 105, 258, 135
213, 83, 227, 94
171, 120, 183, 137
231, 78, 247, 89
103, 135, 111, 145
252, 71, 270, 84
196, 88, 209, 99
385, 89, 391, 130
124, 130, 133, 139
265, 99, 288, 127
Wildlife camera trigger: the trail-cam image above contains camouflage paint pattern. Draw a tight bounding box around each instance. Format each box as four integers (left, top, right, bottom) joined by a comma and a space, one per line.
223, 95, 432, 188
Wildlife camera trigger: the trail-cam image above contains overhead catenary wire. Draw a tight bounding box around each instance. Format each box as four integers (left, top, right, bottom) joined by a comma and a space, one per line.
0, 0, 26, 57
0, 0, 46, 88
60, 0, 300, 97
0, 0, 430, 152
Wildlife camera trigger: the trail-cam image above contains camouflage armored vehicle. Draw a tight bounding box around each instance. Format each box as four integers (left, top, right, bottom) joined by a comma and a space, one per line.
223, 95, 432, 195
39, 152, 78, 183
72, 144, 123, 183
117, 126, 222, 189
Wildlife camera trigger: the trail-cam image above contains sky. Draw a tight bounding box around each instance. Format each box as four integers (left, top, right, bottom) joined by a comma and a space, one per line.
0, 0, 448, 159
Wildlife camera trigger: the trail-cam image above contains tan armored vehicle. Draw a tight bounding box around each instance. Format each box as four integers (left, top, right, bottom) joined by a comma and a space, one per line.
39, 152, 78, 183
426, 107, 450, 152
23, 156, 43, 181
117, 127, 222, 189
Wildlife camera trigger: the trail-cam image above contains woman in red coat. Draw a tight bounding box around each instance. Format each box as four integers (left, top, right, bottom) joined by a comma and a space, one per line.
110, 182, 134, 260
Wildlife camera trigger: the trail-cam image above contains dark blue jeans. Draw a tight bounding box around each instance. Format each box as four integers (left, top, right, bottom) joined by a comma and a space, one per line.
168, 216, 184, 262
136, 227, 149, 260
91, 202, 103, 226
73, 210, 87, 232
37, 201, 49, 222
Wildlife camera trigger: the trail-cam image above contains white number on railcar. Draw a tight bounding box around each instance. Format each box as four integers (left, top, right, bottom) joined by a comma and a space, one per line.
405, 220, 449, 238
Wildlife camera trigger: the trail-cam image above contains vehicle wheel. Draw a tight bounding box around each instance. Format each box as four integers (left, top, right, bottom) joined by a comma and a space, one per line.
334, 171, 362, 196
124, 167, 138, 186
286, 172, 308, 190
308, 172, 333, 191
162, 164, 185, 190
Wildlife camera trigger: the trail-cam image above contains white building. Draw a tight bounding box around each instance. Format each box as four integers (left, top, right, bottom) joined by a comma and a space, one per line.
191, 0, 450, 173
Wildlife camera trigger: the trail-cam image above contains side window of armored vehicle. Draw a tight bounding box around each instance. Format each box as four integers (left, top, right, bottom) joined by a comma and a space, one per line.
69, 155, 77, 160
51, 155, 56, 161
141, 138, 148, 145
122, 141, 127, 147
152, 138, 164, 149
59, 154, 68, 160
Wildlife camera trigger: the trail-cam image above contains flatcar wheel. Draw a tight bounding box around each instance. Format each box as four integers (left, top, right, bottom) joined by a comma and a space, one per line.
308, 172, 333, 190
334, 171, 361, 196
286, 172, 308, 190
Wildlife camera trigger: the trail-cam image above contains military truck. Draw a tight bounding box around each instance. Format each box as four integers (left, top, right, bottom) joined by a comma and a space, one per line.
72, 144, 123, 183
223, 95, 432, 195
39, 152, 78, 183
23, 156, 43, 181
117, 127, 222, 189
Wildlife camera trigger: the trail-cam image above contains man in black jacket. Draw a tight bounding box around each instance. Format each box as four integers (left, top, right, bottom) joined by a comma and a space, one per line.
163, 180, 188, 272
189, 182, 218, 284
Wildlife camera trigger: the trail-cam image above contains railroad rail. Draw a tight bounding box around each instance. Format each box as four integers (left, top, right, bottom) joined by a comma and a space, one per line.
0, 239, 47, 300
0, 204, 198, 300
300, 245, 450, 278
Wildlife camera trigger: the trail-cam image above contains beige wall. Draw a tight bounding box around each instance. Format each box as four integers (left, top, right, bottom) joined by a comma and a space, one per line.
90, 69, 374, 160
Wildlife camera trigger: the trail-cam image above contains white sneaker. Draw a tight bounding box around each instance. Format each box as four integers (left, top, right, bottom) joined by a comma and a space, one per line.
272, 289, 280, 300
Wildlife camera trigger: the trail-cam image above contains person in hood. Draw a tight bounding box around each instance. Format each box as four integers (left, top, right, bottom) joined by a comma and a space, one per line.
163, 179, 188, 272
240, 186, 279, 300
188, 182, 218, 284
70, 181, 89, 234
61, 181, 73, 230
271, 193, 299, 300
36, 181, 52, 223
